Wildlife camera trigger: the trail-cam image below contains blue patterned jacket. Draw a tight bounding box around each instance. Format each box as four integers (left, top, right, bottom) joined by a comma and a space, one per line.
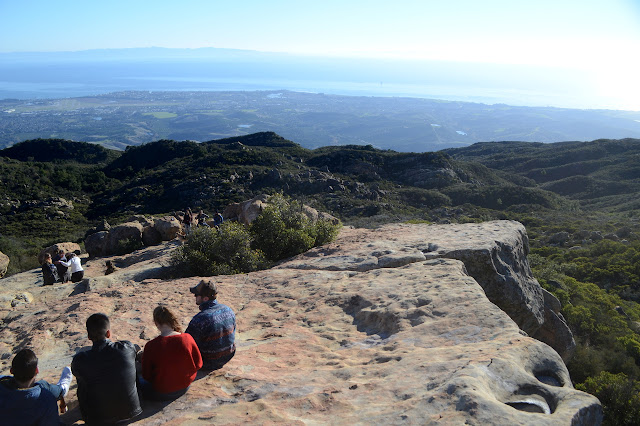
186, 299, 236, 369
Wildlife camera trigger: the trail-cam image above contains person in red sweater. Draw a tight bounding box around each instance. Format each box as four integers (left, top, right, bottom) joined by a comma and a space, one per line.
139, 306, 203, 400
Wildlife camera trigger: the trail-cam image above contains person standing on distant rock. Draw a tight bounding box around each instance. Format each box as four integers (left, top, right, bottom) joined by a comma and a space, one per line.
139, 306, 202, 400
41, 253, 59, 286
213, 212, 224, 228
183, 208, 193, 236
58, 252, 84, 283
0, 348, 72, 425
71, 313, 142, 424
186, 280, 236, 370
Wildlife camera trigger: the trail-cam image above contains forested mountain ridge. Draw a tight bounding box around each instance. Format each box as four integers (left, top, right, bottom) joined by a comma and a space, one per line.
444, 138, 640, 211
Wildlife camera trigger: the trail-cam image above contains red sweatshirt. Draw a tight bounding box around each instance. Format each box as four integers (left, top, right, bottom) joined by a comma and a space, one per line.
142, 333, 203, 393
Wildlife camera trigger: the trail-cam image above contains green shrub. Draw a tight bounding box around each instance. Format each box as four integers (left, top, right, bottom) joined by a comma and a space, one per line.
249, 194, 341, 262
171, 223, 267, 276
577, 371, 640, 426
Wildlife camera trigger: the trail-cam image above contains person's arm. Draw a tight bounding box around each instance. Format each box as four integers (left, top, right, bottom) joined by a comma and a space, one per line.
59, 259, 72, 267
141, 341, 154, 381
40, 392, 61, 426
185, 318, 202, 344
187, 334, 203, 370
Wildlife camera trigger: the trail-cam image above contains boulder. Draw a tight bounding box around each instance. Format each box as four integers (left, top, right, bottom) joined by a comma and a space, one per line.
142, 225, 163, 246
302, 205, 319, 222
0, 251, 9, 278
318, 211, 341, 225
153, 216, 183, 240
84, 219, 111, 239
107, 222, 144, 254
38, 242, 82, 264
127, 215, 155, 227
223, 194, 269, 226
548, 231, 570, 245
84, 231, 109, 258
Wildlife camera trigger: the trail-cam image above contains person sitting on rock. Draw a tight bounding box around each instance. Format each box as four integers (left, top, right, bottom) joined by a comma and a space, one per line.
41, 253, 59, 286
71, 313, 142, 424
0, 348, 73, 425
58, 252, 84, 283
186, 280, 236, 370
52, 249, 71, 283
139, 306, 202, 400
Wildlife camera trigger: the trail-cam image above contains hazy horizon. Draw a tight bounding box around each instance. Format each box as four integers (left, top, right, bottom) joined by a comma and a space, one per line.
0, 47, 635, 112
1, 0, 639, 110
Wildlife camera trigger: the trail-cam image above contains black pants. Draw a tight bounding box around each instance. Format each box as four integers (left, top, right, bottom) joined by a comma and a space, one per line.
71, 271, 84, 282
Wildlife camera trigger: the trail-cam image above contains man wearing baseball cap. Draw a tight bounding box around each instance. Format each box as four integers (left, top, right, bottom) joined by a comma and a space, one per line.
186, 280, 236, 370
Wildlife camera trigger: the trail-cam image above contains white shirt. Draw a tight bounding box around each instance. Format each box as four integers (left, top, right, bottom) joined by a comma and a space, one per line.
59, 256, 83, 273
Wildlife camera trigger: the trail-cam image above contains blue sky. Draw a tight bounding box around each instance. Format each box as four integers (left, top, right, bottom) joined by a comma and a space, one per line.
1, 0, 639, 109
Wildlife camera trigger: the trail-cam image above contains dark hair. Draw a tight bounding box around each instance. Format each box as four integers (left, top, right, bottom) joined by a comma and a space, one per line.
153, 306, 182, 332
86, 313, 110, 341
12, 349, 38, 382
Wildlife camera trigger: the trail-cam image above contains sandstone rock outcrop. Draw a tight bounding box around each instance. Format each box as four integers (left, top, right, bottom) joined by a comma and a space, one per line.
0, 221, 601, 425
84, 231, 109, 258
223, 194, 269, 225
106, 221, 144, 254
280, 221, 574, 360
0, 250, 9, 278
37, 242, 82, 264
223, 194, 340, 226
85, 216, 181, 258
153, 216, 182, 241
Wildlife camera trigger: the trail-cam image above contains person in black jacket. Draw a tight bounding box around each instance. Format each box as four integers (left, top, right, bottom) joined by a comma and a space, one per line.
71, 313, 142, 425
41, 253, 59, 286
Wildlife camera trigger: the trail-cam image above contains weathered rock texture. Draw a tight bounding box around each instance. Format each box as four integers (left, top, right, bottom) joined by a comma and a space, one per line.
85, 216, 181, 258
223, 194, 269, 225
0, 221, 600, 425
0, 250, 8, 278
37, 242, 82, 264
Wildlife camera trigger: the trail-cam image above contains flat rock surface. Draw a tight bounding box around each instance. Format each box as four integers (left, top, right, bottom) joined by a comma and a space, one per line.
0, 222, 601, 425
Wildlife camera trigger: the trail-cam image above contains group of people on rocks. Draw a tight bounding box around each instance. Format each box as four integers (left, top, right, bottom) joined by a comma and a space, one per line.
1, 280, 236, 425
182, 208, 224, 236
41, 249, 84, 285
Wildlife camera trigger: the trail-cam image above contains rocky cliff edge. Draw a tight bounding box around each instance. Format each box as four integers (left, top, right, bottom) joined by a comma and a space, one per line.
0, 221, 601, 425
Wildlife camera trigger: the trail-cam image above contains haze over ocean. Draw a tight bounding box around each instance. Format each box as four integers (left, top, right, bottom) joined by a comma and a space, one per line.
0, 49, 623, 110
1, 0, 639, 111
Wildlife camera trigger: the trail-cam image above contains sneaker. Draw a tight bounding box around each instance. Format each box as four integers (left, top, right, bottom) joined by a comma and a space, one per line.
57, 366, 72, 397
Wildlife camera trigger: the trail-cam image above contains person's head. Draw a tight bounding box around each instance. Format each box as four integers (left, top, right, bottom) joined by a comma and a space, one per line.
67, 252, 76, 259
86, 313, 111, 342
58, 249, 65, 255
189, 280, 218, 305
10, 349, 38, 384
43, 253, 52, 264
153, 305, 182, 332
